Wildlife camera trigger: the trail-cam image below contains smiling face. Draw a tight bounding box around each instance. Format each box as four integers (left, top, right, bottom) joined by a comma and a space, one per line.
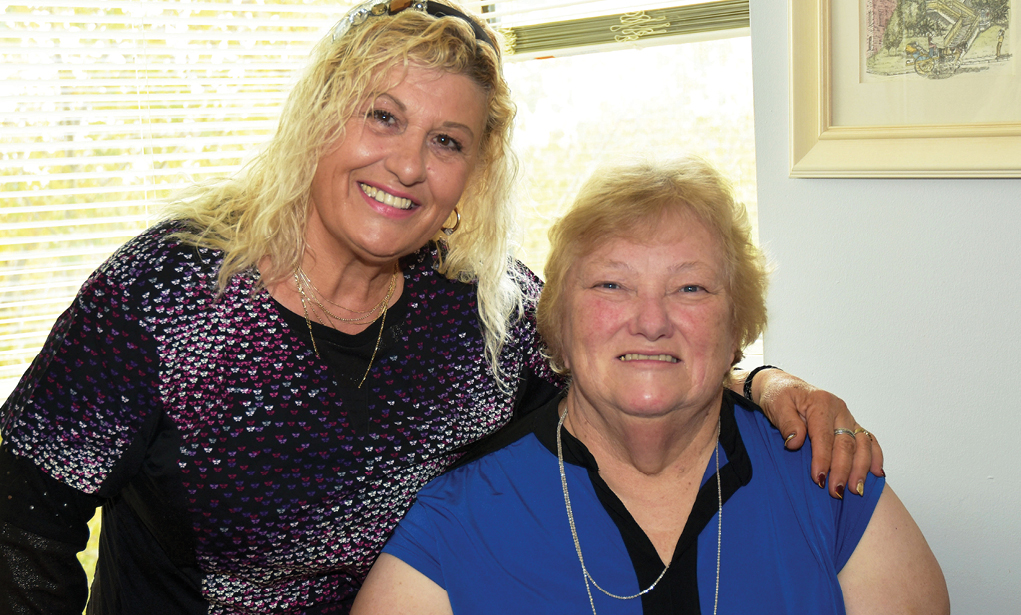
561, 209, 738, 420
305, 64, 488, 267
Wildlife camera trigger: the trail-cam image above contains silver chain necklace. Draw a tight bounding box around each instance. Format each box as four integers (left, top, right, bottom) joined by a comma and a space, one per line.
556, 407, 722, 615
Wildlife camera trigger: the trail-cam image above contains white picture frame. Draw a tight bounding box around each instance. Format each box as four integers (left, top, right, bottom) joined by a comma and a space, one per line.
790, 0, 1021, 178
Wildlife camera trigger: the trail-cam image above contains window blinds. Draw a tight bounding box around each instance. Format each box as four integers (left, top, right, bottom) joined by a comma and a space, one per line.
465, 0, 748, 58
466, 0, 706, 27
1, 1, 356, 390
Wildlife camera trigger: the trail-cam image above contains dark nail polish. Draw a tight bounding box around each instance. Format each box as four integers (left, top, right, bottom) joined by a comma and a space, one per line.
816, 473, 826, 488
835, 484, 844, 499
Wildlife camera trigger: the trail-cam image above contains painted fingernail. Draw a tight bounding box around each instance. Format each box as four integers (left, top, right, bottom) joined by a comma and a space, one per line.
835, 484, 844, 499
880, 468, 886, 478
784, 433, 796, 449
856, 480, 864, 496
816, 473, 826, 489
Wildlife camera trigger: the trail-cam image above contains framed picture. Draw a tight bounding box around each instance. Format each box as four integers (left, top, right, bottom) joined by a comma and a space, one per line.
790, 0, 1020, 178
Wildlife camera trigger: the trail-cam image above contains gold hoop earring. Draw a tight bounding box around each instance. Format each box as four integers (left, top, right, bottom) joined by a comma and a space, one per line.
441, 207, 461, 236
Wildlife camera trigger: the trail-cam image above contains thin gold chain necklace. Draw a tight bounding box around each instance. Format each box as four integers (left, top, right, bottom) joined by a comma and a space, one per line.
294, 265, 396, 388
556, 407, 722, 615
295, 266, 396, 324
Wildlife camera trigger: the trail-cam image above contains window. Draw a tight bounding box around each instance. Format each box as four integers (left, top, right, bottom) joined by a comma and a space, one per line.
492, 1, 761, 366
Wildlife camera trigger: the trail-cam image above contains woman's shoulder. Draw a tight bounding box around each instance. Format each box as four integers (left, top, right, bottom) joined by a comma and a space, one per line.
84, 219, 225, 299
417, 429, 551, 519
401, 245, 555, 380
400, 246, 543, 328
500, 260, 560, 385
730, 389, 885, 503
401, 243, 473, 293
729, 390, 885, 567
730, 392, 819, 482
503, 259, 543, 324
402, 245, 541, 293
111, 218, 220, 270
510, 258, 543, 297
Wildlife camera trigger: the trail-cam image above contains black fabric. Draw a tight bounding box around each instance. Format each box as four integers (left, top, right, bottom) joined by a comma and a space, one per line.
115, 411, 199, 569
0, 446, 101, 547
88, 495, 205, 615
511, 364, 564, 419
271, 286, 410, 389
0, 446, 100, 614
449, 388, 566, 470
0, 521, 90, 615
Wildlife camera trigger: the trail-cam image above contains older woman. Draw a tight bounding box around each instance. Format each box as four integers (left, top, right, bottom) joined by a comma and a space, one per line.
353, 158, 947, 614
0, 3, 878, 614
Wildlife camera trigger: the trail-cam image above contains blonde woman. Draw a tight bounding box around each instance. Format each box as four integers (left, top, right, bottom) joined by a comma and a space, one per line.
0, 3, 879, 613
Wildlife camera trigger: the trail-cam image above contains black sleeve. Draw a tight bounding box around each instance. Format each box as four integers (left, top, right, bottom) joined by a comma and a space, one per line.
0, 522, 89, 615
0, 446, 102, 615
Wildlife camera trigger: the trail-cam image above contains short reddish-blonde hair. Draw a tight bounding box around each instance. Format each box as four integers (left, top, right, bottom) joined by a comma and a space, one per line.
536, 157, 768, 375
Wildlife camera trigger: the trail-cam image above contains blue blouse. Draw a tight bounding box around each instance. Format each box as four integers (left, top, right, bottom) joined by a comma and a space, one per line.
383, 391, 884, 614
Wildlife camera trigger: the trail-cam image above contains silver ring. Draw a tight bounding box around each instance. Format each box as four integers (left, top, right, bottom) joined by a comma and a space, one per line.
833, 428, 856, 438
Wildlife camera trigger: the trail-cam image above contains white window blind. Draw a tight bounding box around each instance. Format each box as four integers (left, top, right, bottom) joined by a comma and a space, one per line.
466, 0, 709, 27
0, 1, 361, 394
466, 0, 748, 58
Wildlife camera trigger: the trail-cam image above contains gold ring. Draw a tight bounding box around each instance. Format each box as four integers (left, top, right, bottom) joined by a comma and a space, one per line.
853, 427, 874, 441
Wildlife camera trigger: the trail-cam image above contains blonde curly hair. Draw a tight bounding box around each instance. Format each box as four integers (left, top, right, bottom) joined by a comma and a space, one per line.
165, 2, 523, 385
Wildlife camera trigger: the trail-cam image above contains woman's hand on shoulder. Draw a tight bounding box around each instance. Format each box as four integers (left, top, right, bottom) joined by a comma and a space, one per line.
736, 368, 884, 499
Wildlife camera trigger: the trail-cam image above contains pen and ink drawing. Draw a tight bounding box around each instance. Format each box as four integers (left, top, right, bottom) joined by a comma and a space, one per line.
865, 0, 1010, 78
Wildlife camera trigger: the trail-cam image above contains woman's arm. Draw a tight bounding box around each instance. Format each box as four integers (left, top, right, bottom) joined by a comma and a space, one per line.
0, 448, 98, 615
730, 367, 885, 499
837, 486, 949, 615
0, 522, 90, 614
352, 553, 453, 615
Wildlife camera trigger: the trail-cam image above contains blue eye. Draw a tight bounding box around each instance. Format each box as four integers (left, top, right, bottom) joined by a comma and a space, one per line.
596, 282, 621, 290
681, 285, 702, 293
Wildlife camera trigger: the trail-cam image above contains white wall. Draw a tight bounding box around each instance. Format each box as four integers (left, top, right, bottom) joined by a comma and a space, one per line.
751, 1, 1021, 612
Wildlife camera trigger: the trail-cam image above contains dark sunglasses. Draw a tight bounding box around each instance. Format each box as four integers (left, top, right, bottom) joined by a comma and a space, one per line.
331, 0, 497, 52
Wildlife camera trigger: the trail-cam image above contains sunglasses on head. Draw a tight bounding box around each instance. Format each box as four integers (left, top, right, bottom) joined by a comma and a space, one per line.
331, 0, 497, 52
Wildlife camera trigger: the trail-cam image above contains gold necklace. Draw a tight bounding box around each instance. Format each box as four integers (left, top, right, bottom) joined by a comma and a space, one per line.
556, 407, 722, 615
295, 265, 396, 388
297, 267, 394, 315
295, 267, 396, 324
